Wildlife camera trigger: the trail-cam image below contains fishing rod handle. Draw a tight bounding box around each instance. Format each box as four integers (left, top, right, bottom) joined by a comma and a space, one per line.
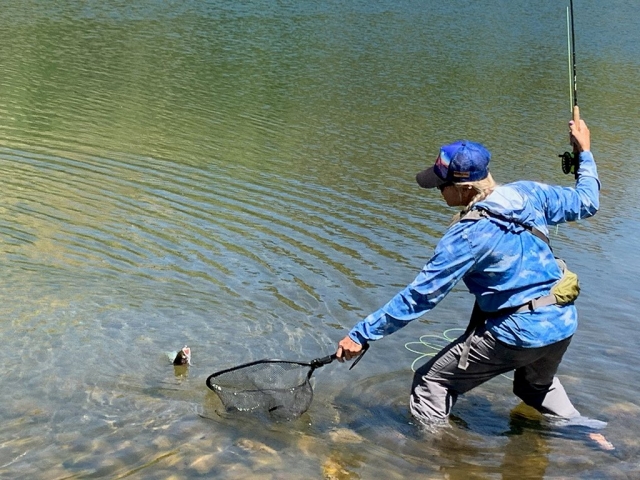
571, 105, 581, 156
570, 105, 581, 179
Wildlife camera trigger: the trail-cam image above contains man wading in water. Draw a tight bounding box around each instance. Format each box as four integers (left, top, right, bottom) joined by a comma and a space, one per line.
336, 118, 609, 445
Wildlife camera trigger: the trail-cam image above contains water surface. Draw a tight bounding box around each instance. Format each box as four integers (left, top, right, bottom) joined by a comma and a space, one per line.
1, 1, 639, 478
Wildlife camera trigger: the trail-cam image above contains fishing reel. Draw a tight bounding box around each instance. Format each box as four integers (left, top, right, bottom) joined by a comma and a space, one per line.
559, 150, 579, 177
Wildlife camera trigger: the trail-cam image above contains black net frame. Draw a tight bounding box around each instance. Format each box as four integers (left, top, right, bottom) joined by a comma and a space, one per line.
206, 354, 335, 419
206, 346, 368, 419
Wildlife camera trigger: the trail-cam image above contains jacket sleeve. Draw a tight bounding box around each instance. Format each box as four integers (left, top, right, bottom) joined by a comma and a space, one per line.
348, 224, 476, 345
541, 151, 600, 225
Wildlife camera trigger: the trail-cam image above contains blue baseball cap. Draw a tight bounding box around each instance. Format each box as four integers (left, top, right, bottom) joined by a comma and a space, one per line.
416, 140, 491, 188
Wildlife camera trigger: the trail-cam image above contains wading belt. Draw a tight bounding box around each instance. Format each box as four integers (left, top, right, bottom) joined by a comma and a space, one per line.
457, 208, 558, 370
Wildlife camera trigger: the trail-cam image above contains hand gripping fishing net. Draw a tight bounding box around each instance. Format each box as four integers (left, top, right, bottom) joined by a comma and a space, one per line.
206, 347, 367, 419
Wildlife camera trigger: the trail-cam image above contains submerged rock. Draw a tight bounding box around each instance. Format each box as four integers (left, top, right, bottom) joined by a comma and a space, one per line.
235, 438, 278, 455
327, 428, 364, 445
588, 433, 615, 451
189, 454, 216, 474
322, 456, 360, 480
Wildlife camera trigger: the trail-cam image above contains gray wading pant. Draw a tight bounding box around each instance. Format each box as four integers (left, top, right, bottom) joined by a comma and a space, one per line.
409, 325, 579, 425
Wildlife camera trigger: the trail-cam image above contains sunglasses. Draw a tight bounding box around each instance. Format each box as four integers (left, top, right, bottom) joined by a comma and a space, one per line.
437, 182, 454, 192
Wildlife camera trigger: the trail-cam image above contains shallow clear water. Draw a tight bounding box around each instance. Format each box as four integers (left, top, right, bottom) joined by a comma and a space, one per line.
1, 1, 639, 478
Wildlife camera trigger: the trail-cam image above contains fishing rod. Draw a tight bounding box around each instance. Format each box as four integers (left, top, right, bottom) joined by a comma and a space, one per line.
559, 0, 580, 178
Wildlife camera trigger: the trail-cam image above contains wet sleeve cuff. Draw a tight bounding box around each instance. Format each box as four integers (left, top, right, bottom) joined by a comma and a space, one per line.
348, 328, 368, 346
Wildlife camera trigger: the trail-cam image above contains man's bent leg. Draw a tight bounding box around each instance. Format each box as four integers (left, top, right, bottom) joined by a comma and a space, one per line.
512, 337, 580, 418
410, 328, 516, 425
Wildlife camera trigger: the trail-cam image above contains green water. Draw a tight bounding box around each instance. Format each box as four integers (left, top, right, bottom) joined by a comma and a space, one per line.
1, 1, 639, 478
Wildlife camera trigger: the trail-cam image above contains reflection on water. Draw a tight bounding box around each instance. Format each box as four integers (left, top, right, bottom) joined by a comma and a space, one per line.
1, 0, 640, 478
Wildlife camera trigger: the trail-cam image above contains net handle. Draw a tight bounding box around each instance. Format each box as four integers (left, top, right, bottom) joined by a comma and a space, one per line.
310, 343, 369, 371
206, 344, 370, 391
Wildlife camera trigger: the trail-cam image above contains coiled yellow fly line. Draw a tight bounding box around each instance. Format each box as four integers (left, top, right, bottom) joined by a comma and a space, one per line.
405, 328, 512, 380
404, 328, 465, 372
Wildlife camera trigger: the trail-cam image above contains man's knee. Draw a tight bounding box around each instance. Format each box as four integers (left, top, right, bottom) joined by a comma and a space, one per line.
512, 374, 551, 405
410, 376, 456, 424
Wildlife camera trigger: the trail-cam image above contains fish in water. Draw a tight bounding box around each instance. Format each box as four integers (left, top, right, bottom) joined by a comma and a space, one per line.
172, 345, 192, 366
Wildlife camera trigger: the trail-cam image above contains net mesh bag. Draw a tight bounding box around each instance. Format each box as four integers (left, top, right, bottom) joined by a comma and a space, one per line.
207, 361, 315, 419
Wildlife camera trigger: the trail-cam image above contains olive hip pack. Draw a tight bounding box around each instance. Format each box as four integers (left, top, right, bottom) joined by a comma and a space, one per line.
550, 258, 580, 305
508, 258, 579, 314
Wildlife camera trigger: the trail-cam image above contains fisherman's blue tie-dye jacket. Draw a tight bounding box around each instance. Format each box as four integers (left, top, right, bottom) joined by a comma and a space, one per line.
349, 151, 600, 348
